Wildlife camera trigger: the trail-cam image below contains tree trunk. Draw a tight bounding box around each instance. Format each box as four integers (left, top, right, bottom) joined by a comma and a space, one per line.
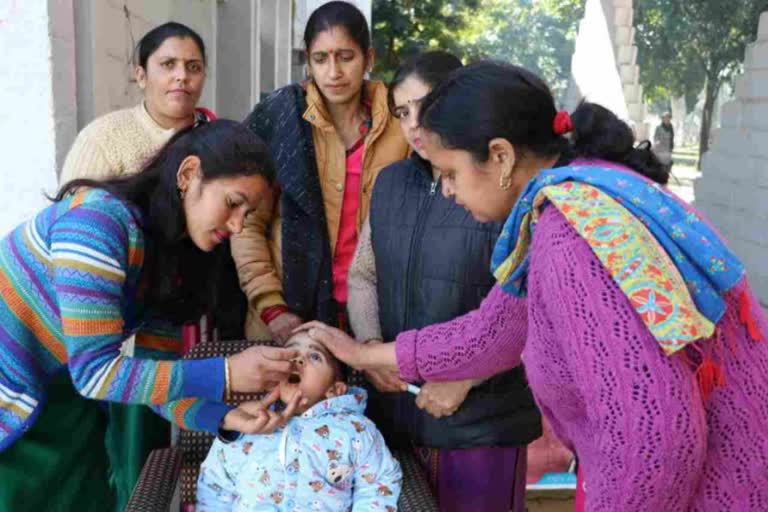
698, 76, 721, 170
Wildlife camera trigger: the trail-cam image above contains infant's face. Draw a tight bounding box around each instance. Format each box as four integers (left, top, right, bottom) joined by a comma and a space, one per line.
279, 332, 341, 413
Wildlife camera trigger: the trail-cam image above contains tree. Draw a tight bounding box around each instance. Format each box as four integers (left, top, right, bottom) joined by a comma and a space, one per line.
371, 0, 583, 102
458, 0, 583, 103
371, 0, 481, 82
635, 0, 768, 166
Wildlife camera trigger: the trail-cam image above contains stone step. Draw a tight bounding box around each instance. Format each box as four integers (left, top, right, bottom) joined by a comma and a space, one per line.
614, 6, 633, 27
616, 45, 636, 66
614, 26, 635, 47
619, 63, 639, 83
759, 11, 768, 39
623, 83, 642, 102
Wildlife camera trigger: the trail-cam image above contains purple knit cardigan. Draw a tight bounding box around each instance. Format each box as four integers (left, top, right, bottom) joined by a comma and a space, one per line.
395, 205, 768, 511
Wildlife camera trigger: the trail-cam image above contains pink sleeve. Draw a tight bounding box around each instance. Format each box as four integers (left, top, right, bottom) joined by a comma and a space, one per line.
526, 206, 708, 511
395, 285, 528, 382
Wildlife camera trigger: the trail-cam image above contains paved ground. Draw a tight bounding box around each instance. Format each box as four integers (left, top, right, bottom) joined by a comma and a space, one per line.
668, 163, 701, 204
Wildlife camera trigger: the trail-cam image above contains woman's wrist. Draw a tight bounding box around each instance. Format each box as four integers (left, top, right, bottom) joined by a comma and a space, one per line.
223, 356, 232, 402
260, 305, 290, 325
359, 341, 399, 373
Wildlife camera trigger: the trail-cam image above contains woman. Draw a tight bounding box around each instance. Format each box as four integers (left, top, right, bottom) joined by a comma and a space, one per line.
234, 1, 408, 342
347, 52, 539, 512
0, 121, 302, 511
58, 22, 219, 508
302, 62, 768, 510
59, 21, 214, 184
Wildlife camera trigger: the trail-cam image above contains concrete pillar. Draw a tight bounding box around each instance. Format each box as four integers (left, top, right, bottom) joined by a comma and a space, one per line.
0, 0, 72, 234
259, 0, 293, 95
565, 0, 648, 139
215, 0, 294, 119
694, 11, 768, 306
215, 0, 259, 119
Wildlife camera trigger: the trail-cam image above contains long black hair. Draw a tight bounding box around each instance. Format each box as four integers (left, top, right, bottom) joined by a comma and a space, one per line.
56, 120, 274, 323
420, 60, 667, 184
387, 51, 463, 116
303, 1, 370, 52
135, 21, 207, 68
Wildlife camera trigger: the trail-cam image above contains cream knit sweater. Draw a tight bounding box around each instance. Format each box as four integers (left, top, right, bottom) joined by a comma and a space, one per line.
347, 216, 383, 342
59, 103, 176, 184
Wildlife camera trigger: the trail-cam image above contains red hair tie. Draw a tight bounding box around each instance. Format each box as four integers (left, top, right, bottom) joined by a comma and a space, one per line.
553, 111, 573, 135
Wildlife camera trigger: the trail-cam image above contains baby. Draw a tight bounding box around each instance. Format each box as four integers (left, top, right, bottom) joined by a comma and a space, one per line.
196, 331, 402, 511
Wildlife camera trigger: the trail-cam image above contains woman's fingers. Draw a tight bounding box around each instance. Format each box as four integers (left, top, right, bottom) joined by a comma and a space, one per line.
307, 327, 354, 354
293, 320, 329, 334
230, 345, 300, 393
415, 389, 455, 418
259, 386, 281, 407
281, 389, 305, 419
260, 345, 300, 361
241, 410, 270, 434
257, 359, 293, 377
365, 369, 406, 393
267, 312, 303, 343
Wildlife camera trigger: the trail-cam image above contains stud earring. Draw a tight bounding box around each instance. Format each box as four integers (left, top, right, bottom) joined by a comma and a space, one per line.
178, 187, 186, 200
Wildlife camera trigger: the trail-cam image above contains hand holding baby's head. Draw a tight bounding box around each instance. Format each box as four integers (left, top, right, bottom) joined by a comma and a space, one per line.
279, 331, 347, 414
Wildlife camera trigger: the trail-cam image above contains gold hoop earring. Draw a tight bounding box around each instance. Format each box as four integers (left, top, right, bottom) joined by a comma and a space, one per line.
499, 174, 512, 190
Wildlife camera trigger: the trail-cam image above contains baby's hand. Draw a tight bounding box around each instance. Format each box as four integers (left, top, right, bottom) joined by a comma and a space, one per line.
222, 387, 306, 434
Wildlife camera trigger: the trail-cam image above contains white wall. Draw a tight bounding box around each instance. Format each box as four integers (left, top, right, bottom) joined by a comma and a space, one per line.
74, 1, 295, 126
565, 0, 629, 120
294, 0, 372, 49
565, 0, 647, 138
74, 0, 217, 129
0, 0, 68, 234
694, 11, 768, 306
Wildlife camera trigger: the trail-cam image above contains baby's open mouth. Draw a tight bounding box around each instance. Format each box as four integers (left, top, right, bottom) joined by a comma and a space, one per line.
287, 373, 301, 384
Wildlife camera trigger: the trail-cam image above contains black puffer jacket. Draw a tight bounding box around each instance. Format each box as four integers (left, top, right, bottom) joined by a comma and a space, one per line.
243, 84, 337, 325
367, 154, 541, 449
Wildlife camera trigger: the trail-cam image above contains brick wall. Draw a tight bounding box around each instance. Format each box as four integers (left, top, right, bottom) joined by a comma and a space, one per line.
694, 11, 768, 306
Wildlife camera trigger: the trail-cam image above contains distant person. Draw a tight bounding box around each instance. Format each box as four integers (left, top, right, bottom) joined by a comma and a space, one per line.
653, 111, 674, 174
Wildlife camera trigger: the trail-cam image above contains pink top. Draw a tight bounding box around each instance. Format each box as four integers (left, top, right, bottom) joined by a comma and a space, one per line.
395, 205, 768, 511
332, 141, 364, 304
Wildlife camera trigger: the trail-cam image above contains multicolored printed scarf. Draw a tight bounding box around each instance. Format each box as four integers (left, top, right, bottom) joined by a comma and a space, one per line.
491, 162, 745, 356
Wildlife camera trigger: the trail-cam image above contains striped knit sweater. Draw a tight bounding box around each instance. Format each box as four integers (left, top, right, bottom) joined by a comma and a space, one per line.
0, 189, 232, 451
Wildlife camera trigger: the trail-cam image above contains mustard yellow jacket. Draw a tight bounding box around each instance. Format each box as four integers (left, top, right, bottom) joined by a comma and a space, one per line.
232, 80, 408, 338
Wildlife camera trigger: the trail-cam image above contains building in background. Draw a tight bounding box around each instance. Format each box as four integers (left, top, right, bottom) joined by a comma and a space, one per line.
565, 0, 647, 139
0, 0, 370, 234
694, 11, 768, 307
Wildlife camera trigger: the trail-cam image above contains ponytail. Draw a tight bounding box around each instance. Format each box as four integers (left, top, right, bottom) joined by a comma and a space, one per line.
420, 61, 668, 185
570, 101, 668, 184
